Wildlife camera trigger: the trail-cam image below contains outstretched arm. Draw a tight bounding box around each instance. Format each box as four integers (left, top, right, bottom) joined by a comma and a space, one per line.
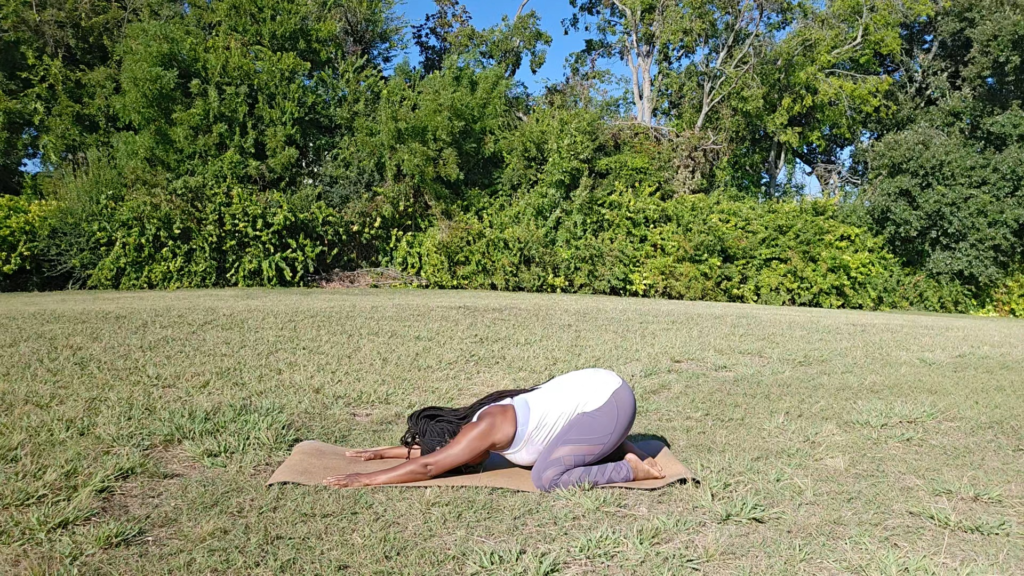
325, 417, 498, 488
345, 446, 421, 460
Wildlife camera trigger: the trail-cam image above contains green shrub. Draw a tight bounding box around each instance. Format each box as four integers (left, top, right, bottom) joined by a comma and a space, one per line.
30, 143, 355, 290
394, 185, 964, 312
0, 195, 55, 291
983, 274, 1024, 318
85, 186, 346, 290
865, 126, 1024, 292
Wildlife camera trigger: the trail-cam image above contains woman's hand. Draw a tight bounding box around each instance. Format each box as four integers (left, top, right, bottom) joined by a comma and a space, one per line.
323, 473, 371, 488
345, 448, 384, 461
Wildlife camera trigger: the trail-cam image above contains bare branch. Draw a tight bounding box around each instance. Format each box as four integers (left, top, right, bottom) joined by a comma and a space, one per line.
610, 0, 632, 20
612, 120, 681, 142
613, 120, 678, 134
514, 0, 530, 21
823, 68, 875, 79
695, 1, 764, 132
831, 1, 867, 57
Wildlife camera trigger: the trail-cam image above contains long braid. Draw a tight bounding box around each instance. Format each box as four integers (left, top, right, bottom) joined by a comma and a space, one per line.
401, 388, 535, 455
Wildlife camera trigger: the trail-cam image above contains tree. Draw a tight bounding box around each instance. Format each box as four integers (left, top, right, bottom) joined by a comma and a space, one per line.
412, 0, 475, 74
863, 0, 1024, 291
745, 0, 931, 198
413, 0, 550, 78
478, 0, 551, 78
0, 0, 403, 196
678, 0, 793, 134
330, 0, 406, 68
104, 0, 404, 194
565, 0, 672, 125
566, 0, 795, 127
0, 0, 172, 193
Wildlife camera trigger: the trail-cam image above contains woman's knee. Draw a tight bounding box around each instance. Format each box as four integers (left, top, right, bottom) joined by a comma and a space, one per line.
531, 465, 561, 492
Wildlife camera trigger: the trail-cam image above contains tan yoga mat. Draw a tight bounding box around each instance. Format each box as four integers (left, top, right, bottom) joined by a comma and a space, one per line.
267, 439, 698, 491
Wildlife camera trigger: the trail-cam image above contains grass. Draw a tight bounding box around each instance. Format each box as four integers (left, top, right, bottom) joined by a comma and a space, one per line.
0, 288, 1022, 574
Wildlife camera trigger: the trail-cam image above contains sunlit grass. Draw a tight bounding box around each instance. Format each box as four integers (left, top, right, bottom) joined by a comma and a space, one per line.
1, 289, 1022, 574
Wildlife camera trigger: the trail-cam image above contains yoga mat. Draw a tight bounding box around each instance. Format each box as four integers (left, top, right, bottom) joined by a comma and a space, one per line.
267, 439, 698, 492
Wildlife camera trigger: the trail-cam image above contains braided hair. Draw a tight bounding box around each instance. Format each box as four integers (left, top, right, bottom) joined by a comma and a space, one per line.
401, 387, 535, 456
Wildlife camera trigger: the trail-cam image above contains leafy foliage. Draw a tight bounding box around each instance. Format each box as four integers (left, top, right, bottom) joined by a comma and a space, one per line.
36, 155, 345, 290
412, 0, 475, 74
0, 194, 54, 289
0, 0, 167, 193
863, 0, 1024, 295
413, 0, 550, 78
865, 125, 1024, 289
394, 185, 961, 312
0, 0, 1020, 317
85, 186, 345, 290
989, 274, 1024, 318
719, 0, 934, 198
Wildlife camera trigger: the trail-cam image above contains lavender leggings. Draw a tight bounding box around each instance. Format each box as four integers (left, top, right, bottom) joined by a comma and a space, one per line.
530, 383, 637, 492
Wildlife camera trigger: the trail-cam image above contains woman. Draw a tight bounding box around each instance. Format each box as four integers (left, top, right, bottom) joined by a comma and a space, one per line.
324, 368, 665, 492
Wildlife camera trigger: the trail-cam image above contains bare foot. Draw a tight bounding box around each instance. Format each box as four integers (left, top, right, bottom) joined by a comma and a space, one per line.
624, 453, 666, 481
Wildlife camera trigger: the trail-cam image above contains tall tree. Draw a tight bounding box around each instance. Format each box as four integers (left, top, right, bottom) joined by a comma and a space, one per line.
680, 0, 791, 134
0, 0, 403, 196
330, 0, 406, 67
566, 0, 796, 127
478, 0, 551, 78
863, 0, 1024, 290
749, 0, 930, 197
413, 0, 550, 78
0, 0, 171, 193
106, 0, 404, 194
412, 0, 475, 74
565, 0, 672, 125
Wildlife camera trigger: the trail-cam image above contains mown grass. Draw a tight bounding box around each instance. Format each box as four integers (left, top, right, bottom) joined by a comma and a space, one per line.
1, 289, 1022, 574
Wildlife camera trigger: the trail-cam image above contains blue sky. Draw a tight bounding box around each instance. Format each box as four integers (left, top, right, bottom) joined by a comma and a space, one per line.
397, 0, 629, 92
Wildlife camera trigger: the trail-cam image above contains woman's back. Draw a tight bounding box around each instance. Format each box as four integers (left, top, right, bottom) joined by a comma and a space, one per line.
479, 368, 629, 466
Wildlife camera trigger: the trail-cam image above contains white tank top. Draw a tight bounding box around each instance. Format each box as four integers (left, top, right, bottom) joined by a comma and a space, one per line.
472, 368, 627, 466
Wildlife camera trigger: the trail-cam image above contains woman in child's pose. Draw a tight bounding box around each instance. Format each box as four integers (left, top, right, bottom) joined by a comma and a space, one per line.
324, 368, 664, 491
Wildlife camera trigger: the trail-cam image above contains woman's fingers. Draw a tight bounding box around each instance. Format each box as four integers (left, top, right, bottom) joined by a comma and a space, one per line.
323, 474, 365, 488
345, 449, 377, 460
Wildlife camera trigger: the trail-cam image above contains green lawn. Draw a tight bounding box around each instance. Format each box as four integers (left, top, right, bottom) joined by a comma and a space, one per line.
1, 289, 1022, 574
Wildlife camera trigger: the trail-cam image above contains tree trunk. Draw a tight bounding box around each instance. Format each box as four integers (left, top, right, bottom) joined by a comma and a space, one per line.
766, 141, 785, 197
614, 0, 658, 125
641, 54, 654, 124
